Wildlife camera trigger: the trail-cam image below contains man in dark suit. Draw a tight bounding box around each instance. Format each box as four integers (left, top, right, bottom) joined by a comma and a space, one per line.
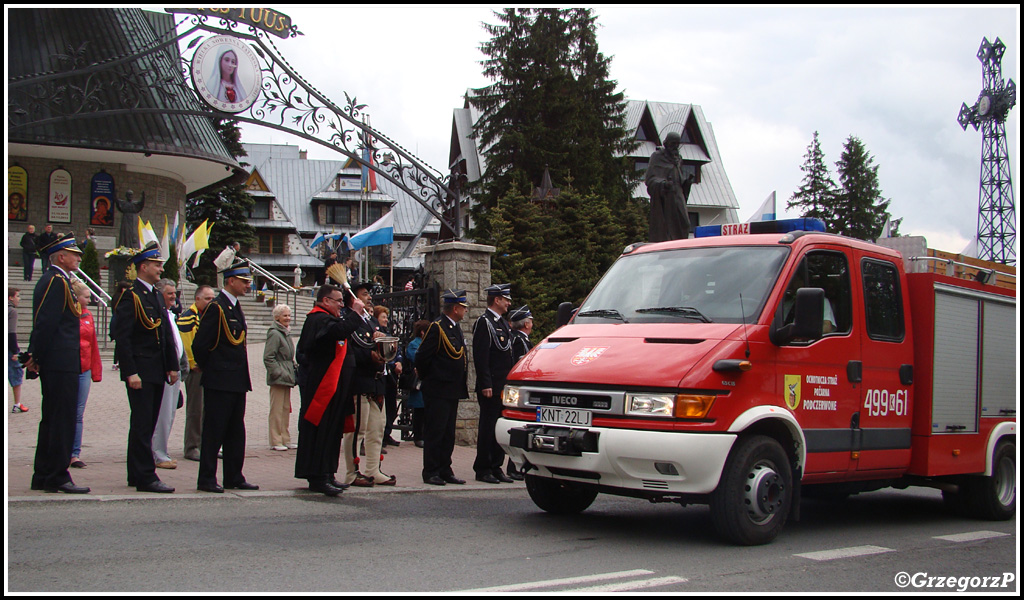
19, 225, 37, 280
192, 261, 258, 493
472, 284, 515, 484
26, 234, 89, 494
416, 289, 470, 486
111, 242, 179, 493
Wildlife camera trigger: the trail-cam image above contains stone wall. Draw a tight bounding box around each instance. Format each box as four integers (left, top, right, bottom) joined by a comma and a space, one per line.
419, 240, 496, 446
7, 156, 186, 267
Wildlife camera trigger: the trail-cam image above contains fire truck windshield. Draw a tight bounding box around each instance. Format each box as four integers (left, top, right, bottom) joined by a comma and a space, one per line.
576, 246, 790, 325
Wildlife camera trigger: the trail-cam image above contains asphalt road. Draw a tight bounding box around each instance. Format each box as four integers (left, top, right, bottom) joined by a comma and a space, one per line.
6, 486, 1017, 593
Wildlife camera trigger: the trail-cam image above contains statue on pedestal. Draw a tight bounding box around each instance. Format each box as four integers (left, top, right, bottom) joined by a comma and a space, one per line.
116, 189, 145, 249
645, 132, 695, 242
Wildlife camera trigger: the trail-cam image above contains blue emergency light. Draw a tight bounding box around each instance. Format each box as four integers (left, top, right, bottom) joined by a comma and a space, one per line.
694, 218, 827, 238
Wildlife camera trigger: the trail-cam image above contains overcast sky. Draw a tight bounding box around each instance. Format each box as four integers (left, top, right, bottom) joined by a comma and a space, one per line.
229, 5, 1019, 254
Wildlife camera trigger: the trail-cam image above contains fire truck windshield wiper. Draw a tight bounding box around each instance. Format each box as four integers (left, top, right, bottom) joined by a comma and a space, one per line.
635, 306, 713, 323
576, 308, 628, 322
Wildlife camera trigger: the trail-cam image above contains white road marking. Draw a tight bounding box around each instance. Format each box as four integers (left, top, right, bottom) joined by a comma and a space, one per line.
460, 569, 656, 592
934, 530, 1011, 543
569, 576, 689, 592
794, 545, 895, 561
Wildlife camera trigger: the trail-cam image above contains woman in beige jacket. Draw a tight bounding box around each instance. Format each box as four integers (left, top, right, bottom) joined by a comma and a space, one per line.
264, 304, 297, 450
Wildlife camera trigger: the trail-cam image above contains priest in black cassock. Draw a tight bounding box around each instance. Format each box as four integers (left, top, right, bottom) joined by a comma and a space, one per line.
294, 284, 365, 496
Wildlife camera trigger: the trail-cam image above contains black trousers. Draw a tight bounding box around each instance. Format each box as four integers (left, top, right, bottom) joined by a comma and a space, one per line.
23, 250, 35, 280
198, 388, 248, 487
421, 395, 458, 480
31, 370, 79, 489
473, 390, 505, 476
126, 380, 163, 486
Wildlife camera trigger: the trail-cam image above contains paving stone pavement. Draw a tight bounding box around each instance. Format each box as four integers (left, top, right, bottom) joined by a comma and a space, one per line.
7, 342, 523, 500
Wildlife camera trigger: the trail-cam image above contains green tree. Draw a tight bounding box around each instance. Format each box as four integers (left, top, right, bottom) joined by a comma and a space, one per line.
787, 131, 838, 224
185, 119, 255, 285
469, 8, 644, 335
79, 239, 100, 284
163, 242, 180, 284
832, 136, 890, 240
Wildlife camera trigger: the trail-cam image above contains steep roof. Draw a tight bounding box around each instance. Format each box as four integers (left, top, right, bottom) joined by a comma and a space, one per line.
7, 8, 241, 191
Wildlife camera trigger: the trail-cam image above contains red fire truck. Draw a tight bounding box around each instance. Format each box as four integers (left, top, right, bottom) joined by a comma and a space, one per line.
497, 220, 1016, 545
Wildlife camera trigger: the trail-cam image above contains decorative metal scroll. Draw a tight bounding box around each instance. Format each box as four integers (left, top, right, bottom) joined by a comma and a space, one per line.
8, 11, 462, 238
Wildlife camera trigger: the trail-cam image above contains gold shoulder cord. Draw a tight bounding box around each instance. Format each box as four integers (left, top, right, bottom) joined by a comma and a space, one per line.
209, 303, 246, 350
33, 276, 82, 323
432, 320, 464, 360
131, 291, 162, 331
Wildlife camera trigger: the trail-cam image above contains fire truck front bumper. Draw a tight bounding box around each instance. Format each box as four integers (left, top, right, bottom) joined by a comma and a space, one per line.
496, 418, 737, 495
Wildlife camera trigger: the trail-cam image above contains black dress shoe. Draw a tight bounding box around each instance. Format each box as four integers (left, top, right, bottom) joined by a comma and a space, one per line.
443, 474, 467, 485
508, 470, 525, 481
309, 481, 343, 497
385, 437, 401, 447
494, 472, 514, 484
47, 482, 91, 494
414, 440, 425, 448
197, 482, 224, 493
423, 475, 447, 486
137, 481, 175, 493
330, 478, 351, 490
225, 481, 259, 490
476, 473, 500, 484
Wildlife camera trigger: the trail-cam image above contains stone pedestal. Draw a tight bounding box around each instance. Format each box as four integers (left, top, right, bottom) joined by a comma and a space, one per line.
107, 256, 134, 299
420, 240, 495, 446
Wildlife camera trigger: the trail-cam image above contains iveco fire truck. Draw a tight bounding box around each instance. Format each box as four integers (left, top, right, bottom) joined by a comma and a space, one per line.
496, 219, 1016, 545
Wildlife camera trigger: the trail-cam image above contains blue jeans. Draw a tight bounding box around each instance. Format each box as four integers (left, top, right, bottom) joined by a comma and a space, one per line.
72, 370, 91, 459
8, 356, 24, 388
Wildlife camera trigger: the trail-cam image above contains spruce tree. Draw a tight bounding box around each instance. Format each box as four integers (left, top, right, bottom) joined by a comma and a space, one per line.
469, 8, 643, 335
185, 119, 256, 285
788, 131, 838, 224
833, 136, 890, 240
80, 239, 100, 284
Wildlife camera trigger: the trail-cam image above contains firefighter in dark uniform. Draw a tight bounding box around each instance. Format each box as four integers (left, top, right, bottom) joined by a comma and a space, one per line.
416, 289, 470, 486
193, 261, 258, 493
472, 284, 515, 483
111, 242, 180, 493
505, 304, 534, 481
26, 234, 89, 494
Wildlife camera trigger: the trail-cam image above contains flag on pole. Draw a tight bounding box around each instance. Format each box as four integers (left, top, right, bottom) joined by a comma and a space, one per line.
348, 210, 394, 250
361, 128, 377, 193
139, 219, 160, 249
745, 191, 777, 223
876, 217, 892, 241
310, 231, 328, 249
180, 219, 211, 268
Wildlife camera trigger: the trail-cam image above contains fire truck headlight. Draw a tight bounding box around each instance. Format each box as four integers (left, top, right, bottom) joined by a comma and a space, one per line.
673, 394, 716, 418
503, 386, 521, 407
626, 394, 675, 416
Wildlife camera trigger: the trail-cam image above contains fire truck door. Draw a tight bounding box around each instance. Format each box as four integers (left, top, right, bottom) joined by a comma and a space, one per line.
775, 250, 859, 475
854, 257, 913, 472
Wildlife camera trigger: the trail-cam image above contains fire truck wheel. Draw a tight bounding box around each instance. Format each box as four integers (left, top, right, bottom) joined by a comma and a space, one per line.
710, 435, 792, 546
964, 441, 1016, 521
525, 475, 598, 515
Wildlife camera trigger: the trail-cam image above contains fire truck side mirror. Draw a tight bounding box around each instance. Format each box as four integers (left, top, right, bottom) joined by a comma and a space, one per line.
556, 302, 576, 328
770, 288, 825, 346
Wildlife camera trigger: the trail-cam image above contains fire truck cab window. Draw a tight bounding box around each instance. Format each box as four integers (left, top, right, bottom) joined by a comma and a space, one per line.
782, 251, 852, 335
862, 258, 905, 341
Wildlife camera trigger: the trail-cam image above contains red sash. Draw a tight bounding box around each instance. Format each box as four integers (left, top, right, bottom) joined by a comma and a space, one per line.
304, 307, 349, 427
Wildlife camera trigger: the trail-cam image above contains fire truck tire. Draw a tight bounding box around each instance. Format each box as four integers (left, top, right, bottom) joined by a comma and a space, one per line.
525, 475, 598, 515
964, 441, 1016, 521
710, 435, 792, 546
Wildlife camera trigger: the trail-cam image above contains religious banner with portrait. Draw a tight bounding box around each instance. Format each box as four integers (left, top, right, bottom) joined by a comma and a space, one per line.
8, 165, 28, 221
191, 35, 262, 114
91, 170, 116, 227
48, 168, 72, 224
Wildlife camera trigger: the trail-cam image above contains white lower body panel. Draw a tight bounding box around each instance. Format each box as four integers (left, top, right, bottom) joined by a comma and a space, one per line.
496, 418, 737, 494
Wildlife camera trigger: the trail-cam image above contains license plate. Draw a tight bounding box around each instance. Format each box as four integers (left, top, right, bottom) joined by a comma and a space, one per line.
537, 407, 592, 427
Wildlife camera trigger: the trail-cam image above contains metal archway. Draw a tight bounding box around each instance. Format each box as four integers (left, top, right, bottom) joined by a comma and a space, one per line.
8, 9, 463, 239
